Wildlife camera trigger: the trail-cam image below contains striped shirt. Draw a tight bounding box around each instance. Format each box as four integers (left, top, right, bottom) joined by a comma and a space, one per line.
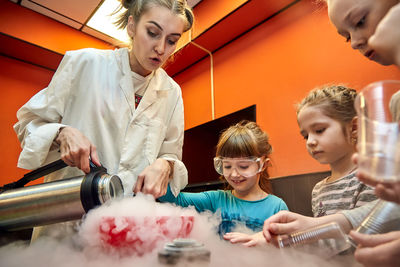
311, 172, 377, 217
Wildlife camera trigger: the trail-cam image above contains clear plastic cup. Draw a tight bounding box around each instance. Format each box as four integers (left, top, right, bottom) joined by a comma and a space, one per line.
277, 222, 352, 258
356, 200, 400, 235
355, 80, 400, 182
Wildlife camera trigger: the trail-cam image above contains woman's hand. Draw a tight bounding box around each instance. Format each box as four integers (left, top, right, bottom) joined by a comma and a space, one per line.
55, 126, 100, 173
223, 231, 267, 247
133, 158, 172, 198
353, 153, 400, 205
357, 171, 400, 205
350, 230, 400, 267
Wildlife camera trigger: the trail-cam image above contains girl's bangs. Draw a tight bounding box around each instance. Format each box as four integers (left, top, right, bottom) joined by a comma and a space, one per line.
218, 133, 255, 158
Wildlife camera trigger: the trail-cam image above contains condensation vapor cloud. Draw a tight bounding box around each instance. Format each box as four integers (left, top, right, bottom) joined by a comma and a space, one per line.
0, 194, 359, 267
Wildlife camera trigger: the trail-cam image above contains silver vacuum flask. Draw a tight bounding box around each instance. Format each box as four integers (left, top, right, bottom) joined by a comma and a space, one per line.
0, 168, 124, 231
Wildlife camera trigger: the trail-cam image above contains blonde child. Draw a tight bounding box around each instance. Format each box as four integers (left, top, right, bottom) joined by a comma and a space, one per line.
264, 1, 400, 265
297, 85, 377, 217
158, 120, 288, 236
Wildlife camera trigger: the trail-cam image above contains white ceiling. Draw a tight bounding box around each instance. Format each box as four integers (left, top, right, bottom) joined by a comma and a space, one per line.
10, 0, 202, 46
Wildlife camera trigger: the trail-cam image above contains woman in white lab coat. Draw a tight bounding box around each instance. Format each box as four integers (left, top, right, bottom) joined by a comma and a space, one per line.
13, 0, 194, 240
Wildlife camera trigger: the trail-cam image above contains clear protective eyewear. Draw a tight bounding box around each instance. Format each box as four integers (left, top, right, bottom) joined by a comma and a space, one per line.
213, 156, 264, 178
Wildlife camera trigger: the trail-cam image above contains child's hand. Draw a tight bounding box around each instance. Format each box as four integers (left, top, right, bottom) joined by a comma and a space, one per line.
262, 210, 316, 245
223, 231, 266, 247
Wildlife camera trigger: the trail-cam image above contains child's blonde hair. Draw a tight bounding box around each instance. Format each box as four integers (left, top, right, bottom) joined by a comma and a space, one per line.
297, 85, 357, 135
216, 120, 272, 193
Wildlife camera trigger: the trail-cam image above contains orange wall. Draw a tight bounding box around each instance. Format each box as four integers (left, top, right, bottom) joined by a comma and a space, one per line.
0, 0, 113, 54
0, 55, 53, 185
0, 0, 112, 187
174, 1, 400, 178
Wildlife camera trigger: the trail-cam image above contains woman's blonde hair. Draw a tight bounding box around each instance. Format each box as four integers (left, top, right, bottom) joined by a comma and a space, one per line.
114, 0, 194, 32
216, 120, 273, 193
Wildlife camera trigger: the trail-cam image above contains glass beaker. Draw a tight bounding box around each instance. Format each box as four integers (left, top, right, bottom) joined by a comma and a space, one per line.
355, 199, 400, 235
355, 80, 400, 182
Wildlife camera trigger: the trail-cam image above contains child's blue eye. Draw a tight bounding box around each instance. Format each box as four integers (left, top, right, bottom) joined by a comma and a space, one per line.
316, 128, 325, 134
302, 135, 308, 140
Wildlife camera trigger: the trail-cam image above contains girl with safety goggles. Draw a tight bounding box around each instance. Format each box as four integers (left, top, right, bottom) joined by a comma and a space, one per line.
158, 120, 288, 241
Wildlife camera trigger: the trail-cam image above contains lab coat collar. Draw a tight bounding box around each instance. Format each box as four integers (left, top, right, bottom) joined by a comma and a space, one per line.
115, 48, 135, 114
135, 67, 173, 114
115, 48, 173, 116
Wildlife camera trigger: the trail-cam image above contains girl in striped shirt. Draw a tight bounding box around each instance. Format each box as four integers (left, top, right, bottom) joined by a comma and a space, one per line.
296, 85, 377, 217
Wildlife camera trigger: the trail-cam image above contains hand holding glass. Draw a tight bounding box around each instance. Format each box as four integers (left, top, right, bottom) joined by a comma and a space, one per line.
276, 222, 352, 258
355, 80, 400, 182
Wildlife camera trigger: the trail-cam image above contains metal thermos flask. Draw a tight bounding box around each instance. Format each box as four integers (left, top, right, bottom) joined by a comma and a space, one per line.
0, 160, 124, 231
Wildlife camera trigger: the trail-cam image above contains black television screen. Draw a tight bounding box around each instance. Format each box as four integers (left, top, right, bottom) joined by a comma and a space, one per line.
182, 105, 256, 186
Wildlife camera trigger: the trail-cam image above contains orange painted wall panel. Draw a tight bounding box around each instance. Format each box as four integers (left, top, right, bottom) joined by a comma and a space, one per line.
180, 59, 214, 124
0, 55, 53, 186
191, 0, 247, 37
0, 0, 112, 54
0, 0, 111, 187
174, 0, 247, 58
175, 1, 400, 178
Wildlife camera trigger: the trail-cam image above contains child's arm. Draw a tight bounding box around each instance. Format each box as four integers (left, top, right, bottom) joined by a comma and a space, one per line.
224, 197, 289, 246
158, 185, 215, 212
223, 231, 266, 247
262, 210, 353, 245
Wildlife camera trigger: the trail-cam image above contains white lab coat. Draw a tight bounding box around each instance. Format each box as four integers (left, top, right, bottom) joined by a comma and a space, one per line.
14, 48, 188, 197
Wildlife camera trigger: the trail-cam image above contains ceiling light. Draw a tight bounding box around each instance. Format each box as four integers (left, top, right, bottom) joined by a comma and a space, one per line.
86, 0, 130, 44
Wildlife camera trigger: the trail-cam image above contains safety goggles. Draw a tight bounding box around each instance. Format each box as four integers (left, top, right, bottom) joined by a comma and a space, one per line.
213, 157, 264, 178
